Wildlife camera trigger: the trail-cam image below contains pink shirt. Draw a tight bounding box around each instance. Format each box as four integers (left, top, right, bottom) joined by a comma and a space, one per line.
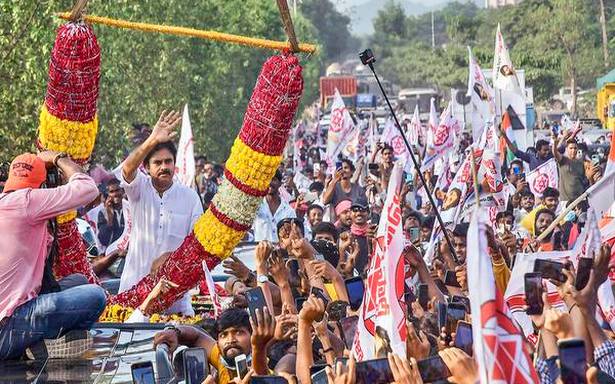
0, 173, 98, 321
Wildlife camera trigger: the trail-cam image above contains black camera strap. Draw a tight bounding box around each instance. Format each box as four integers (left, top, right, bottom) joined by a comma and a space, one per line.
39, 220, 61, 294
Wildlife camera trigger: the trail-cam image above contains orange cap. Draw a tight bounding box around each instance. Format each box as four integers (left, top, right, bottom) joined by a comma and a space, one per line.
4, 153, 47, 193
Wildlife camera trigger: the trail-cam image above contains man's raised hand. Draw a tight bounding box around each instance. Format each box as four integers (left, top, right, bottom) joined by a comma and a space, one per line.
150, 110, 182, 144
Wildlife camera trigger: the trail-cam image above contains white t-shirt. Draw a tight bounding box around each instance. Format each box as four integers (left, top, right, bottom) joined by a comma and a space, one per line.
252, 198, 296, 242
119, 171, 203, 315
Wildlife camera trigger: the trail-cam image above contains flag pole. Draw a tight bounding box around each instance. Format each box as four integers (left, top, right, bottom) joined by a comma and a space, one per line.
470, 148, 481, 208
359, 49, 458, 263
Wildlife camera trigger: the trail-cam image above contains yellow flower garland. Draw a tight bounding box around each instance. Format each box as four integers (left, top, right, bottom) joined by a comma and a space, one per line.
56, 210, 78, 224
38, 105, 98, 161
225, 138, 282, 192
193, 210, 245, 258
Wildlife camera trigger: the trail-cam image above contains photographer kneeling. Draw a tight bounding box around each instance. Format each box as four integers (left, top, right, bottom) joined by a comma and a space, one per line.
0, 151, 106, 360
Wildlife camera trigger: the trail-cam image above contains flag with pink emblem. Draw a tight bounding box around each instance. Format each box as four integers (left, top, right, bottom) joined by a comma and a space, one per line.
526, 159, 558, 198
467, 211, 539, 383
421, 104, 459, 171
326, 89, 356, 170
352, 162, 407, 361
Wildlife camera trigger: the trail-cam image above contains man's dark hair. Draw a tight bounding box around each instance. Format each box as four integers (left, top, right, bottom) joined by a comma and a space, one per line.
382, 143, 394, 152
566, 138, 578, 146
421, 215, 435, 229
312, 221, 338, 242
404, 210, 423, 225
272, 169, 283, 182
195, 155, 207, 162
277, 218, 304, 237
534, 208, 555, 227
341, 159, 355, 172
452, 223, 469, 238
216, 308, 251, 334
267, 340, 295, 370
542, 187, 559, 199
535, 139, 549, 151
106, 178, 120, 187
309, 181, 324, 194
307, 204, 324, 216
143, 141, 177, 166
519, 188, 535, 199
495, 211, 514, 222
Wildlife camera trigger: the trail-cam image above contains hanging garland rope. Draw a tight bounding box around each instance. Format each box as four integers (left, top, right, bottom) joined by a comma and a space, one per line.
56, 12, 317, 54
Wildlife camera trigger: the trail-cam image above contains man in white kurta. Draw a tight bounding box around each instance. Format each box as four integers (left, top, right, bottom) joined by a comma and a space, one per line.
118, 111, 203, 315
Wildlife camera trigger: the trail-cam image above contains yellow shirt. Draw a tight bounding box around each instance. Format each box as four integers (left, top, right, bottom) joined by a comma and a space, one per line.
208, 345, 234, 384
492, 258, 511, 294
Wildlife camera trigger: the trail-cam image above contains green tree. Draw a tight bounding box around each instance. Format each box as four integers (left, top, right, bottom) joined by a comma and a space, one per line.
0, 0, 323, 167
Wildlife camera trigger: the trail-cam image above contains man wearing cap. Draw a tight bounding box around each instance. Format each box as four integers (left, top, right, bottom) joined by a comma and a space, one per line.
0, 151, 106, 360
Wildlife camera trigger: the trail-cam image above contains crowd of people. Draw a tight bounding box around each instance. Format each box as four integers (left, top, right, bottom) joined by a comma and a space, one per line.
1, 104, 615, 384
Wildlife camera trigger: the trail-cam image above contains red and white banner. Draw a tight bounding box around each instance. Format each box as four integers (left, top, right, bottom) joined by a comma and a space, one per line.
382, 118, 412, 172
202, 261, 222, 318
504, 250, 570, 341
428, 97, 439, 134
176, 104, 196, 187
526, 159, 558, 198
467, 46, 496, 141
468, 211, 539, 383
326, 89, 356, 170
353, 162, 407, 360
421, 104, 460, 171
493, 24, 523, 95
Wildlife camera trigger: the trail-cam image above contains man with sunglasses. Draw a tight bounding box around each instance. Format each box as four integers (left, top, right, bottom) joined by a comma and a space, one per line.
349, 199, 372, 274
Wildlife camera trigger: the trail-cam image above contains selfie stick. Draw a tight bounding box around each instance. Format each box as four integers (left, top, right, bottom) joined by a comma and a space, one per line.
359, 49, 458, 263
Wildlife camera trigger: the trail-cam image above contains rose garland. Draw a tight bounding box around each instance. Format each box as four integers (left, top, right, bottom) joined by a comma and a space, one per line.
109, 52, 303, 314
36, 21, 101, 282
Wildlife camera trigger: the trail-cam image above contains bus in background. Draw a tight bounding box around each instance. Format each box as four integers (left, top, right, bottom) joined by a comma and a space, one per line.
397, 88, 440, 120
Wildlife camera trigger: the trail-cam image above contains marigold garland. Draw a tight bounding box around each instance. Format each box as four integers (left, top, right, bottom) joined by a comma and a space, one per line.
56, 210, 78, 224
98, 304, 205, 324
37, 21, 101, 284
225, 137, 282, 192
110, 53, 303, 314
38, 105, 98, 162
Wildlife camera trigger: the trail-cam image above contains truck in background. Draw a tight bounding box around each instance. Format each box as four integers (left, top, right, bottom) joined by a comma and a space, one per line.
596, 83, 615, 131
319, 76, 357, 109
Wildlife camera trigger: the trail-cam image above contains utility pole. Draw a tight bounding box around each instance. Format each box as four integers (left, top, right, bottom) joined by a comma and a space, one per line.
598, 0, 610, 68
431, 11, 435, 50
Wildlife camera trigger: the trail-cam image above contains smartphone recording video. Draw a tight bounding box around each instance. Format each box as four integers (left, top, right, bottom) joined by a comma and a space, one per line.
417, 356, 451, 383
184, 348, 208, 384
524, 273, 544, 315
345, 276, 365, 311
558, 338, 587, 384
245, 287, 267, 321
533, 259, 566, 283
355, 358, 394, 384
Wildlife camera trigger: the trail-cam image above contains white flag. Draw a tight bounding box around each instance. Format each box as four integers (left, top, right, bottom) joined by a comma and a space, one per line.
104, 199, 132, 256
493, 24, 523, 95
421, 104, 459, 171
428, 97, 439, 137
525, 159, 558, 198
202, 261, 222, 318
587, 170, 615, 217
326, 89, 356, 170
407, 105, 422, 147
467, 46, 496, 142
176, 104, 196, 187
353, 162, 407, 360
468, 211, 539, 383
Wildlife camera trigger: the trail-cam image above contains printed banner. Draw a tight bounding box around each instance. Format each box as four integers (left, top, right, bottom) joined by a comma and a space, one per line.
467, 46, 496, 141
526, 159, 558, 198
493, 24, 523, 95
468, 211, 539, 384
353, 162, 407, 360
326, 89, 356, 170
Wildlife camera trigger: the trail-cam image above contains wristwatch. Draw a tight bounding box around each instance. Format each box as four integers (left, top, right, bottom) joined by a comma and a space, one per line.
53, 152, 69, 167
257, 274, 269, 284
